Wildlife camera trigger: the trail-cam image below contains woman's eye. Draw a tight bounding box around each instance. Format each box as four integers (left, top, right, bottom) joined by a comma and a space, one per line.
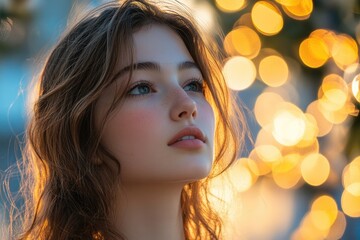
127, 83, 153, 96
183, 79, 204, 93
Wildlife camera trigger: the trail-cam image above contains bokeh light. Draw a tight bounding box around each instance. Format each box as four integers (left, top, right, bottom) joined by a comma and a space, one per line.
320, 104, 350, 124
2, 1, 359, 240
293, 212, 329, 239
248, 148, 272, 176
271, 102, 306, 146
297, 113, 318, 147
299, 36, 330, 68
212, 0, 359, 238
223, 56, 256, 90
282, 0, 313, 20
332, 34, 359, 70
251, 1, 283, 36
283, 136, 319, 158
255, 125, 282, 148
234, 13, 253, 28
292, 198, 345, 240
254, 91, 284, 127
310, 195, 338, 230
255, 145, 282, 163
259, 55, 289, 87
272, 154, 302, 189
306, 101, 334, 137
228, 158, 258, 192
341, 189, 360, 217
224, 26, 261, 58
215, 0, 247, 13
326, 211, 347, 240
301, 153, 330, 186
352, 74, 360, 102
310, 29, 337, 48
342, 156, 360, 196
275, 0, 300, 7
318, 74, 348, 112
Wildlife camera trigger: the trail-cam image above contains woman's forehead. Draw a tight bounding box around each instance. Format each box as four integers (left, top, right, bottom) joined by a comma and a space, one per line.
132, 24, 194, 65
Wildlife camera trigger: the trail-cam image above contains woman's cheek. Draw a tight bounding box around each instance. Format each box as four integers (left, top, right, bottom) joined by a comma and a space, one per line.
104, 105, 163, 156
202, 101, 215, 130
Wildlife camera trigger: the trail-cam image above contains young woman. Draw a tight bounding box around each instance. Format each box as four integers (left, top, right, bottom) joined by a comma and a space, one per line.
10, 0, 245, 239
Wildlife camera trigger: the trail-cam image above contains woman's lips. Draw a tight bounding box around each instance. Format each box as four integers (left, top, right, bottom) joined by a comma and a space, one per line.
167, 126, 206, 149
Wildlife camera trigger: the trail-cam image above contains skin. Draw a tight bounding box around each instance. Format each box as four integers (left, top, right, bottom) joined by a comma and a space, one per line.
95, 24, 215, 240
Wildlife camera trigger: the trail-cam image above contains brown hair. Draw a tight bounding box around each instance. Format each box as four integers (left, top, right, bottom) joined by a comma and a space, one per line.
9, 0, 245, 239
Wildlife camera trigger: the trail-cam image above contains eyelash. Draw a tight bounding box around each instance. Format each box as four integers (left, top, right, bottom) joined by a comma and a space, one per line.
126, 78, 205, 97
127, 80, 154, 97
183, 78, 205, 94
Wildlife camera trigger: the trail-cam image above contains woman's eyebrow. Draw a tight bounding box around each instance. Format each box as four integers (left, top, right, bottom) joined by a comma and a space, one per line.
115, 61, 200, 78
178, 61, 199, 71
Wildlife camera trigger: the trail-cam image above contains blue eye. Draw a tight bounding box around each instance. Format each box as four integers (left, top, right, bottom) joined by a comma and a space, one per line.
183, 78, 204, 93
127, 82, 153, 96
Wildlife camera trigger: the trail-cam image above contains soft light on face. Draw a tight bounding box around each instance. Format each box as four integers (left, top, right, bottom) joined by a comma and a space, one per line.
95, 24, 215, 184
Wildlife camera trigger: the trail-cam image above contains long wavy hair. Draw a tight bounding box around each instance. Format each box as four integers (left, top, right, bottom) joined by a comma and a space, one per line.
8, 0, 245, 239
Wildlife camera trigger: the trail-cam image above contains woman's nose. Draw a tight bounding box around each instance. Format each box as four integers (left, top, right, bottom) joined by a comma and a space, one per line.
169, 89, 197, 121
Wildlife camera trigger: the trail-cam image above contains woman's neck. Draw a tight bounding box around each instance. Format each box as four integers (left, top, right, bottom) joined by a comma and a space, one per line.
111, 183, 185, 240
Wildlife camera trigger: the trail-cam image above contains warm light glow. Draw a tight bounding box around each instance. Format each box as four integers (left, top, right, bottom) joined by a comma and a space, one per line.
332, 34, 359, 70
192, 1, 216, 33
261, 83, 299, 104
310, 29, 337, 49
235, 13, 253, 28
224, 179, 295, 240
283, 137, 319, 158
342, 156, 360, 196
228, 158, 257, 192
310, 195, 338, 230
294, 212, 329, 239
224, 26, 261, 58
352, 74, 360, 102
9, 1, 360, 239
341, 189, 360, 217
209, 175, 235, 208
275, 0, 300, 7
306, 101, 333, 137
223, 56, 256, 91
215, 0, 246, 13
296, 113, 318, 147
326, 211, 347, 240
343, 63, 360, 83
318, 74, 348, 112
282, 0, 313, 20
301, 153, 330, 186
346, 183, 360, 197
317, 97, 351, 125
254, 92, 284, 127
299, 37, 330, 68
293, 196, 341, 239
255, 127, 284, 154
318, 74, 353, 124
272, 154, 302, 189
259, 55, 289, 87
255, 145, 282, 163
271, 103, 306, 146
323, 108, 350, 124
248, 148, 272, 176
251, 1, 283, 36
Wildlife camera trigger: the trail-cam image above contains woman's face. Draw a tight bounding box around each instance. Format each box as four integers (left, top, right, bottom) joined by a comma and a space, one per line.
95, 24, 215, 184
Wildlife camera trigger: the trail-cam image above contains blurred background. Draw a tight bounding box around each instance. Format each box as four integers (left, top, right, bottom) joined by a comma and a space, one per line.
1, 0, 360, 239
